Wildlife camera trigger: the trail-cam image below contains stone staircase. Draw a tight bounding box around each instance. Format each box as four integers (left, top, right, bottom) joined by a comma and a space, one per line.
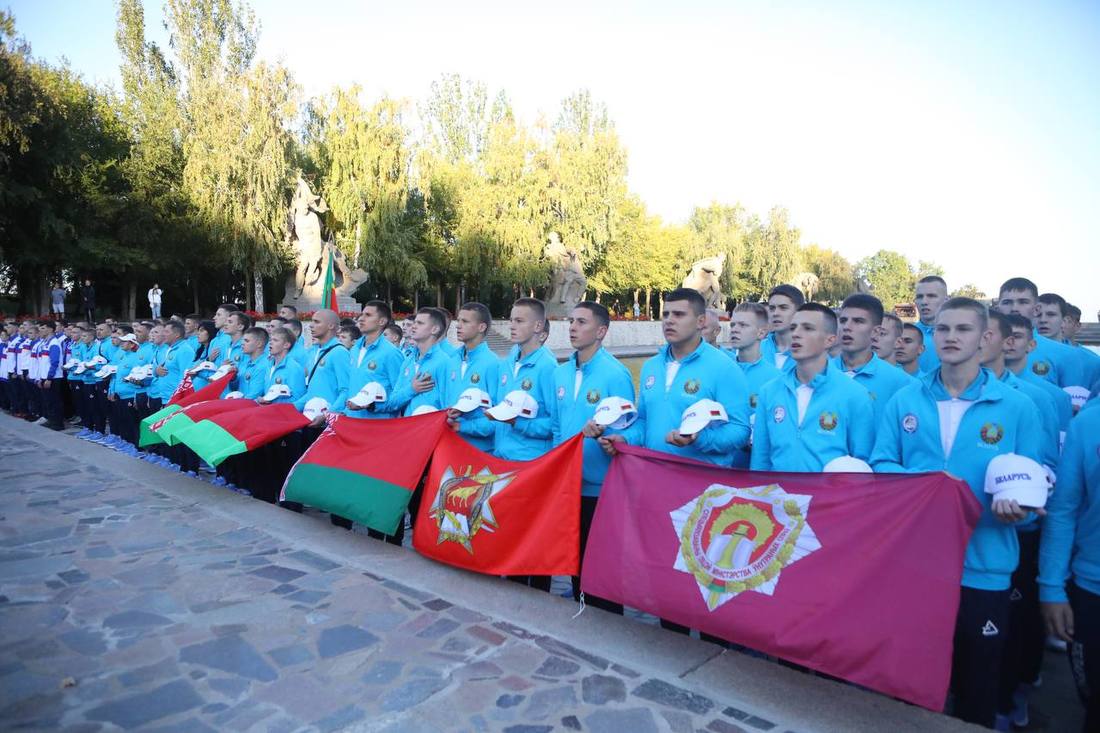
1078, 322, 1100, 346
485, 328, 513, 356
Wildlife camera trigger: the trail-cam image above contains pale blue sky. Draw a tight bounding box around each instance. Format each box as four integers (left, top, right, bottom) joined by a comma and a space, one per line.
9, 0, 1100, 316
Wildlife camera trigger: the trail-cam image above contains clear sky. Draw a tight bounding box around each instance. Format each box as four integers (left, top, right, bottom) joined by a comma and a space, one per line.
9, 0, 1100, 317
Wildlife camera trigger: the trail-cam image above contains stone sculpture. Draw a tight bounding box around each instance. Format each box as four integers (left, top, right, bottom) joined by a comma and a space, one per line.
545, 232, 587, 318
283, 176, 368, 310
681, 253, 726, 309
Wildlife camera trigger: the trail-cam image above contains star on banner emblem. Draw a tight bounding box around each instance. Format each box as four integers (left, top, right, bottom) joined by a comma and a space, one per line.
670, 483, 821, 611
430, 466, 517, 553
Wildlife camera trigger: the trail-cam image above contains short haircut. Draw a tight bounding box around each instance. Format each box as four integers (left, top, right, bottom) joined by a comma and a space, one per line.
512, 297, 546, 321
363, 299, 392, 326
280, 304, 298, 315
988, 310, 1012, 339
229, 311, 253, 329
939, 297, 989, 329
917, 275, 947, 288
185, 313, 202, 322
39, 319, 56, 330
217, 303, 240, 313
1066, 304, 1081, 320
384, 323, 403, 341
460, 302, 493, 328
998, 277, 1038, 299
243, 326, 268, 345
797, 302, 838, 334
768, 284, 805, 307
339, 318, 356, 328
574, 300, 610, 329
339, 324, 361, 340
840, 293, 885, 325
416, 307, 447, 337
1005, 313, 1033, 333
115, 324, 134, 335
138, 320, 154, 329
664, 287, 707, 316
166, 321, 185, 338
901, 322, 924, 341
881, 313, 903, 331
269, 326, 294, 344
268, 316, 287, 326
1038, 293, 1068, 317
284, 319, 302, 338
734, 302, 769, 324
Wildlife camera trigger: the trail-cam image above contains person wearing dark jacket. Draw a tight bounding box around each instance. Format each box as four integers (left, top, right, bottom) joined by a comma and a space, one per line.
81, 280, 96, 322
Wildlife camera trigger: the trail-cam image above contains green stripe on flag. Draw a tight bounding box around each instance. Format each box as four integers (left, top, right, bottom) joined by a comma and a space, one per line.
158, 415, 197, 446
139, 404, 181, 447
171, 420, 248, 467
283, 463, 413, 535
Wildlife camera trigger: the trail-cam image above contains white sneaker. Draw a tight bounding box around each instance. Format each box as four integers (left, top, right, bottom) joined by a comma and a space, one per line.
34, 416, 48, 425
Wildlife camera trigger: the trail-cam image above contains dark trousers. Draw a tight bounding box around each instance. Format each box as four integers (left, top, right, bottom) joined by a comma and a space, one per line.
366, 481, 424, 547
950, 587, 1011, 728
13, 374, 31, 414
1068, 583, 1099, 733
998, 529, 1045, 713
24, 378, 41, 418
69, 382, 84, 424
91, 381, 109, 434
40, 379, 64, 427
60, 376, 75, 419
571, 495, 623, 614
0, 379, 9, 410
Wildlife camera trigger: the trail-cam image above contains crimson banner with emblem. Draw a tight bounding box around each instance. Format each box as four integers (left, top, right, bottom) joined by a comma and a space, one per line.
412, 428, 584, 575
582, 445, 981, 711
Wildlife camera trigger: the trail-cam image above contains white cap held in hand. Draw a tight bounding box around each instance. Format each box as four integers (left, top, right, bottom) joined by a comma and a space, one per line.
452, 387, 493, 413
678, 399, 728, 436
592, 396, 638, 430
486, 390, 539, 421
984, 453, 1051, 510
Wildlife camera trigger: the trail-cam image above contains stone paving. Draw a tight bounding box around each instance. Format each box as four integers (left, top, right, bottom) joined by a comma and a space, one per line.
0, 415, 1081, 732
0, 421, 800, 733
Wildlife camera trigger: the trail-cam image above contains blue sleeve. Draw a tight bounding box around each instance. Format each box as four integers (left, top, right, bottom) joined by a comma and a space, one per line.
331, 349, 350, 415
749, 399, 771, 470
458, 358, 499, 440
870, 393, 907, 473
372, 350, 406, 415
550, 373, 563, 447
603, 368, 638, 440
512, 369, 555, 440
694, 361, 751, 455
389, 355, 416, 413
848, 390, 875, 461
1038, 420, 1085, 603
48, 342, 60, 375
621, 380, 648, 447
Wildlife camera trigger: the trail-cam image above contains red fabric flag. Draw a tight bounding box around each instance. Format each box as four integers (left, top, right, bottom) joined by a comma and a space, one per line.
281, 413, 450, 534
581, 445, 981, 711
413, 429, 584, 576
171, 402, 310, 466
168, 368, 236, 406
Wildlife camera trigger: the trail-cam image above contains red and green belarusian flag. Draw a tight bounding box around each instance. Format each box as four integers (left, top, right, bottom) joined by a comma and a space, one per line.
322, 246, 338, 311
145, 398, 259, 447
138, 370, 237, 447
281, 412, 449, 534
170, 403, 309, 466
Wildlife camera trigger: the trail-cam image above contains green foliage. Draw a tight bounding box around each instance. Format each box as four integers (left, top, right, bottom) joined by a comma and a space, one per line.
855, 249, 915, 309
802, 245, 857, 304
951, 283, 987, 300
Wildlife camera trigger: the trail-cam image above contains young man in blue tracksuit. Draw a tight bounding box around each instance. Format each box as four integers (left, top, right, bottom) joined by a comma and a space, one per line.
896, 322, 926, 377
914, 275, 948, 373
996, 278, 1087, 402
443, 302, 500, 454
293, 309, 350, 420
1039, 407, 1100, 733
149, 321, 195, 409
552, 301, 635, 614
207, 303, 239, 366
727, 302, 781, 468
752, 303, 874, 472
871, 298, 1042, 729
491, 298, 558, 462
1003, 314, 1073, 447
345, 301, 405, 421
219, 311, 250, 370
759, 284, 804, 371
1036, 292, 1099, 410
107, 332, 145, 449
832, 293, 914, 425
230, 327, 271, 400
606, 288, 751, 467
390, 307, 452, 417
251, 326, 307, 504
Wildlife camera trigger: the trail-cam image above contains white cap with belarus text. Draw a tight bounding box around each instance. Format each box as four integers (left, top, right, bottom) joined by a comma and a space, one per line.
984, 453, 1051, 509
303, 397, 329, 420
593, 396, 638, 430
486, 390, 539, 421
679, 399, 728, 436
261, 384, 291, 403
224, 391, 244, 400
823, 456, 873, 473
349, 382, 386, 408
453, 387, 493, 413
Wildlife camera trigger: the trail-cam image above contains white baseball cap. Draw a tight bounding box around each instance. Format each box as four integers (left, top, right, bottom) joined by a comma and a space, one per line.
261, 383, 291, 402
452, 387, 493, 413
94, 365, 118, 379
823, 455, 873, 473
73, 364, 87, 375
212, 363, 235, 380
224, 391, 244, 400
303, 397, 329, 420
189, 360, 216, 374
592, 396, 638, 430
118, 333, 138, 345
63, 359, 79, 370
984, 453, 1051, 509
486, 390, 539, 421
348, 382, 386, 408
89, 355, 107, 366
412, 403, 441, 416
679, 399, 728, 436
1063, 386, 1090, 410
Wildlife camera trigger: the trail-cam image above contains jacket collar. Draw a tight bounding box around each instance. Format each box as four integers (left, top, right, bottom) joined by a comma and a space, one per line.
921, 366, 1000, 403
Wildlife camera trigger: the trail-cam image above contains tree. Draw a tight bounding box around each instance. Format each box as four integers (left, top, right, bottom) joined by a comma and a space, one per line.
802, 244, 857, 304
916, 260, 945, 280
687, 202, 748, 298
952, 283, 987, 301
855, 250, 915, 309
739, 207, 803, 301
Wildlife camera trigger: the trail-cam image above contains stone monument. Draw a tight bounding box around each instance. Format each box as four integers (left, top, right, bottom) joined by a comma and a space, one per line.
544, 232, 587, 318
282, 176, 368, 312
681, 253, 726, 309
